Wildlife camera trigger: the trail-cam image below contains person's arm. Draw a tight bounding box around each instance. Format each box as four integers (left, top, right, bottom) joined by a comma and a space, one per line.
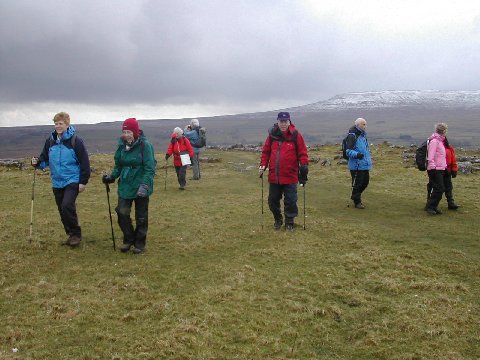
185, 138, 194, 157
32, 138, 51, 169
75, 137, 91, 186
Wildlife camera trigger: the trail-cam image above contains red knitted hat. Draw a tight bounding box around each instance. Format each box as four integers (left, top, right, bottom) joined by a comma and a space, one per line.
122, 118, 139, 138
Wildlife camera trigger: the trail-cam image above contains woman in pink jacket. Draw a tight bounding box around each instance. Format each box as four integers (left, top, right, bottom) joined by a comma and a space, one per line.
425, 123, 448, 215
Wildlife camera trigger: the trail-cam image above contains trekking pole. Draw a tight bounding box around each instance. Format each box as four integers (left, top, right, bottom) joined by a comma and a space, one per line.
349, 163, 359, 207
260, 172, 264, 230
29, 169, 36, 243
302, 184, 306, 230
164, 159, 168, 190
105, 182, 116, 250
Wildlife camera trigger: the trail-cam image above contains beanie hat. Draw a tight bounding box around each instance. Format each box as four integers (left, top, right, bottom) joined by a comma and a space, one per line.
122, 118, 140, 138
277, 112, 290, 121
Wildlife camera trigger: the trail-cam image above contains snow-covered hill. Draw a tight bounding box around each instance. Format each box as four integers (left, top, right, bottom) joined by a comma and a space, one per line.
293, 90, 480, 111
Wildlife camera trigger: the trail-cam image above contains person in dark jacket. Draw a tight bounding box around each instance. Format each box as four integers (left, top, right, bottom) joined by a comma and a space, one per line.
345, 118, 372, 209
102, 118, 156, 254
165, 127, 194, 190
259, 112, 309, 231
31, 112, 91, 247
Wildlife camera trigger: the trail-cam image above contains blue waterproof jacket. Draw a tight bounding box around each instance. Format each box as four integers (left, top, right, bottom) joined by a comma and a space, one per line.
37, 126, 91, 188
184, 126, 201, 154
345, 126, 372, 171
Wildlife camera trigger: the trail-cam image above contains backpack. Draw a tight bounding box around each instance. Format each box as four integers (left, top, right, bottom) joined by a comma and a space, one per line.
139, 140, 157, 175
415, 140, 429, 171
341, 133, 358, 160
196, 127, 207, 148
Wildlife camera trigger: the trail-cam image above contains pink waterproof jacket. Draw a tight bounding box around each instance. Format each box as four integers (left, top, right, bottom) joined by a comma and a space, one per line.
427, 133, 447, 170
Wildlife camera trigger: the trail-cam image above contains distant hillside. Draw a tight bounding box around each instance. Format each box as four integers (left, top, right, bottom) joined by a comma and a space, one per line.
1, 90, 480, 157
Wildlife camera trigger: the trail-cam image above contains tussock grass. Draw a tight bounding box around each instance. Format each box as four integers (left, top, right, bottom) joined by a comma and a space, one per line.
0, 145, 479, 359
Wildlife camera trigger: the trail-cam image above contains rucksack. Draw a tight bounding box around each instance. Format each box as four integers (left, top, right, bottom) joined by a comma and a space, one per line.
341, 132, 358, 160
415, 140, 430, 171
196, 127, 207, 148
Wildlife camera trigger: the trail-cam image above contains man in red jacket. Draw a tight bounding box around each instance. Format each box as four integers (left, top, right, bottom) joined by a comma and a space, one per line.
259, 112, 309, 231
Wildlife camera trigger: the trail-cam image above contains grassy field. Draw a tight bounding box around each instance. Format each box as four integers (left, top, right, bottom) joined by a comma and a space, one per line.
0, 145, 479, 359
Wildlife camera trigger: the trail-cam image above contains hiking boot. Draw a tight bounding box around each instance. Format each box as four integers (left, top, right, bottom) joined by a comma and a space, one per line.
273, 219, 283, 230
285, 223, 295, 232
355, 202, 365, 209
448, 202, 459, 210
426, 207, 438, 215
435, 208, 443, 214
179, 186, 185, 190
69, 235, 81, 247
132, 247, 145, 255
63, 235, 73, 246
120, 243, 132, 253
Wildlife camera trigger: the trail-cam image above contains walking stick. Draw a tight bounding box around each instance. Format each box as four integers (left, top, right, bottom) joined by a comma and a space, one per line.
105, 182, 116, 250
260, 172, 264, 230
303, 184, 306, 230
164, 159, 168, 190
29, 169, 36, 243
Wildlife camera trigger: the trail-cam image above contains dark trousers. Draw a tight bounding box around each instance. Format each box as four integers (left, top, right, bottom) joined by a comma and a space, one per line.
191, 152, 201, 180
52, 183, 81, 237
268, 183, 298, 224
426, 170, 445, 209
115, 197, 149, 250
427, 172, 454, 203
175, 165, 187, 187
350, 170, 370, 204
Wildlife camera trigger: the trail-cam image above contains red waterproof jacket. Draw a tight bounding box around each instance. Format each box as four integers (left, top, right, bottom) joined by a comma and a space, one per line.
445, 145, 458, 172
260, 123, 309, 184
166, 134, 194, 167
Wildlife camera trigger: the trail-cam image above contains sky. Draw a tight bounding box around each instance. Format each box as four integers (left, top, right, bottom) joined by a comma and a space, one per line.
1, 0, 480, 127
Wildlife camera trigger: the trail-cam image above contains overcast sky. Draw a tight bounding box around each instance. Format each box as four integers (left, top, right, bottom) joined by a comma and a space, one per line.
1, 0, 480, 127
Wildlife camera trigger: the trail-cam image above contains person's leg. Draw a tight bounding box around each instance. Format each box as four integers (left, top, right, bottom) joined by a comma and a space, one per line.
426, 170, 445, 214
351, 170, 368, 207
53, 187, 70, 236
115, 198, 135, 251
133, 196, 149, 253
283, 184, 298, 230
443, 173, 459, 209
268, 183, 283, 229
192, 151, 200, 180
53, 184, 81, 245
178, 165, 187, 189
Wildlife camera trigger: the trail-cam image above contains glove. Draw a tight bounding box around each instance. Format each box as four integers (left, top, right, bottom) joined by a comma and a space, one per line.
452, 171, 457, 178
258, 166, 266, 178
170, 138, 176, 144
299, 165, 308, 185
31, 157, 39, 167
357, 153, 364, 160
445, 170, 451, 176
102, 175, 115, 184
137, 184, 149, 197
165, 154, 170, 161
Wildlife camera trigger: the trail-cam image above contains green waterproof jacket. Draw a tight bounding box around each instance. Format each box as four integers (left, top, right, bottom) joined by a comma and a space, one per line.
111, 134, 156, 199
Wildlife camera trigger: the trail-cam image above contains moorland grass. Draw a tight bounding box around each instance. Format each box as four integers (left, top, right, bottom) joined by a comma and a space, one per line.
0, 145, 479, 359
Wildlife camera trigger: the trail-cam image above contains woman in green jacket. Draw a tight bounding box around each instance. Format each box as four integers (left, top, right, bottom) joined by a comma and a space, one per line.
102, 118, 156, 254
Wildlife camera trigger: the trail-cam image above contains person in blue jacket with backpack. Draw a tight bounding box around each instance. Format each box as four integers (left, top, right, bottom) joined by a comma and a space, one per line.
345, 118, 372, 209
31, 112, 91, 247
184, 118, 203, 180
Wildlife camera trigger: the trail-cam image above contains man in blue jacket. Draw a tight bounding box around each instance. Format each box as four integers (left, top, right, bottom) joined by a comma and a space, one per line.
184, 118, 203, 180
345, 118, 372, 209
31, 112, 91, 247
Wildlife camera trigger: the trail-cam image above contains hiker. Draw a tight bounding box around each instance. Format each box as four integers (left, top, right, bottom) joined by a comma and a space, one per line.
344, 117, 372, 209
425, 123, 448, 215
259, 112, 309, 231
31, 112, 91, 247
102, 118, 156, 254
184, 118, 203, 180
165, 127, 194, 190
426, 136, 460, 211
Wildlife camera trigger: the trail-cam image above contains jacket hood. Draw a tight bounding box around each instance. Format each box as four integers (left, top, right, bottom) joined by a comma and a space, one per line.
51, 125, 76, 141
349, 125, 365, 136
270, 122, 297, 138
429, 132, 445, 141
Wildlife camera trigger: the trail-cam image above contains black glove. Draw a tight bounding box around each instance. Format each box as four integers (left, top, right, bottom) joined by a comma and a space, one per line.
452, 171, 457, 178
357, 153, 364, 160
445, 170, 451, 176
137, 184, 149, 197
170, 138, 176, 144
299, 165, 308, 185
165, 154, 170, 161
102, 175, 115, 184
